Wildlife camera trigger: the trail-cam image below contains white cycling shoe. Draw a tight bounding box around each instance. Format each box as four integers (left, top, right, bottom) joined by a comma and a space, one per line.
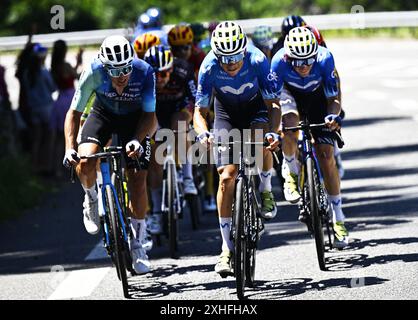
82, 194, 100, 235
130, 244, 151, 275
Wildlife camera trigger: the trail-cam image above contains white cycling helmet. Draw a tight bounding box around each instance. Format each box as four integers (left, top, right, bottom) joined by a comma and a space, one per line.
99, 35, 135, 68
284, 27, 318, 59
210, 21, 247, 56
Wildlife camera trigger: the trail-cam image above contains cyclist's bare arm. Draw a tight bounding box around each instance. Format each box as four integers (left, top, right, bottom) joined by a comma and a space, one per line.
134, 111, 158, 143
327, 96, 341, 116
64, 109, 82, 151
193, 106, 209, 136
264, 98, 282, 133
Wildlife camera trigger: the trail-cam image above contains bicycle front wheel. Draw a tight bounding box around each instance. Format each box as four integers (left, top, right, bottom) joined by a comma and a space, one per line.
167, 162, 179, 259
307, 158, 326, 271
233, 177, 247, 300
105, 185, 130, 298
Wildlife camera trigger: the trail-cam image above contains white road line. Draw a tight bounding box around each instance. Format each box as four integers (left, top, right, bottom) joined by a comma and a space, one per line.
48, 267, 110, 300
392, 99, 418, 111
84, 241, 108, 261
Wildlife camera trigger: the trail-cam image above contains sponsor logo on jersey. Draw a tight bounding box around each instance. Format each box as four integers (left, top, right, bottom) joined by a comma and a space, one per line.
220, 83, 254, 95
267, 72, 278, 81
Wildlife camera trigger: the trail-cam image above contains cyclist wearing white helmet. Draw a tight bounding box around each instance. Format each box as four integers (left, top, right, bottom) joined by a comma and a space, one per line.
251, 25, 275, 61
194, 21, 282, 277
270, 27, 349, 248
63, 35, 158, 274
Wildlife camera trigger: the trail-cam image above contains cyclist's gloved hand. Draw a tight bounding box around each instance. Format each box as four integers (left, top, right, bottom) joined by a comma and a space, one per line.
264, 132, 281, 151
126, 139, 144, 158
196, 131, 214, 149
325, 114, 342, 131
63, 148, 80, 168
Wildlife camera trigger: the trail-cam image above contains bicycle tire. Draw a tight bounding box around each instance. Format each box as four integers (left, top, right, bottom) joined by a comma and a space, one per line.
167, 162, 178, 259
245, 187, 257, 288
234, 177, 247, 300
307, 158, 326, 271
105, 185, 130, 298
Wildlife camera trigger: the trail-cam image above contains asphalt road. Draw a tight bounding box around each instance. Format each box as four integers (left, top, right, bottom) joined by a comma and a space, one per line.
0, 38, 417, 301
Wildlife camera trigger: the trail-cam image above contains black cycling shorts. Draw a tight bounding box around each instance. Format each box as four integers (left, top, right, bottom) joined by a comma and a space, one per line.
79, 101, 151, 170
212, 94, 269, 168
287, 85, 336, 146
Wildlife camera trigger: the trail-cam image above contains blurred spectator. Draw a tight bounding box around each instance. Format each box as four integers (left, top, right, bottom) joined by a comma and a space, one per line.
22, 43, 56, 174
49, 40, 83, 178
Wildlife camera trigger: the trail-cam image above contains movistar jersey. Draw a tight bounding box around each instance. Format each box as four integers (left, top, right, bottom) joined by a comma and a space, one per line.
270, 46, 339, 98
196, 45, 278, 108
70, 57, 156, 115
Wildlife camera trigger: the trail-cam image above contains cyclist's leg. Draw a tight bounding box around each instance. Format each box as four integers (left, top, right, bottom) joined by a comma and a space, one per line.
279, 88, 301, 203
78, 111, 112, 234
250, 118, 277, 219
170, 108, 197, 194
147, 140, 164, 235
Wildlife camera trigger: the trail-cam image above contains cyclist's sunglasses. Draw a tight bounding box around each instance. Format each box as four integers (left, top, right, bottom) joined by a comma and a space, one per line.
218, 51, 245, 65
172, 44, 192, 51
106, 64, 133, 77
290, 57, 316, 67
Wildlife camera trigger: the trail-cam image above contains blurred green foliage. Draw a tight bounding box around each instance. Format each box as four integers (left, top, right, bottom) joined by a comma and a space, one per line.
0, 0, 417, 36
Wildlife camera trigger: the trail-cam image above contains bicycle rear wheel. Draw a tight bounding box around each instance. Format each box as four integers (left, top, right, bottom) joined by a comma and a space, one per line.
307, 158, 326, 271
105, 185, 130, 298
167, 162, 179, 259
245, 188, 257, 288
233, 177, 247, 300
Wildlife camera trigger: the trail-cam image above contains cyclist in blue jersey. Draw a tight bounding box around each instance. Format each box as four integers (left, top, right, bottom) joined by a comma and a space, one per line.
132, 8, 168, 46
251, 25, 275, 61
193, 21, 282, 276
270, 27, 349, 248
63, 35, 158, 274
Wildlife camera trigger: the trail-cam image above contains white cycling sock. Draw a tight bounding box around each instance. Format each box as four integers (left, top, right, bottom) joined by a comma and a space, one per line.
219, 217, 233, 252
259, 169, 273, 192
283, 153, 299, 176
130, 218, 146, 248
328, 194, 345, 223
151, 188, 162, 214
82, 185, 97, 201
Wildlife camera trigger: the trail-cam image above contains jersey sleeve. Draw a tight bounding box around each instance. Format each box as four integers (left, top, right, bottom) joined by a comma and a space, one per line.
254, 52, 279, 100
270, 54, 286, 95
195, 61, 213, 108
322, 51, 339, 98
141, 67, 156, 112
70, 64, 97, 113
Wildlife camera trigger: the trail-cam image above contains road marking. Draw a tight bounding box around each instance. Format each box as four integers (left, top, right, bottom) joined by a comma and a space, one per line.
392, 99, 418, 111
84, 241, 108, 261
48, 267, 110, 300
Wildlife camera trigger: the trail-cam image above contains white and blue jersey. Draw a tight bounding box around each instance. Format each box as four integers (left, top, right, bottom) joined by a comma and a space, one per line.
70, 57, 156, 115
196, 46, 278, 109
270, 46, 339, 98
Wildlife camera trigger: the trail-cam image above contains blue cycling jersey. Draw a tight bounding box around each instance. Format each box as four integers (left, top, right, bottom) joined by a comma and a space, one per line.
196, 45, 278, 108
70, 58, 156, 115
270, 46, 339, 98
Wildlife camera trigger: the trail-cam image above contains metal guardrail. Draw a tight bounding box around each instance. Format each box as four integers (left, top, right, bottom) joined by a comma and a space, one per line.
0, 11, 417, 51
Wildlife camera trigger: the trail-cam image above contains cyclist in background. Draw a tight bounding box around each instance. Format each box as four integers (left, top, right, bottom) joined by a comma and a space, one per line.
272, 15, 306, 56
270, 27, 349, 248
132, 7, 168, 46
194, 21, 282, 276
168, 24, 206, 79
133, 33, 161, 59
63, 35, 158, 273
251, 25, 275, 61
143, 44, 198, 235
